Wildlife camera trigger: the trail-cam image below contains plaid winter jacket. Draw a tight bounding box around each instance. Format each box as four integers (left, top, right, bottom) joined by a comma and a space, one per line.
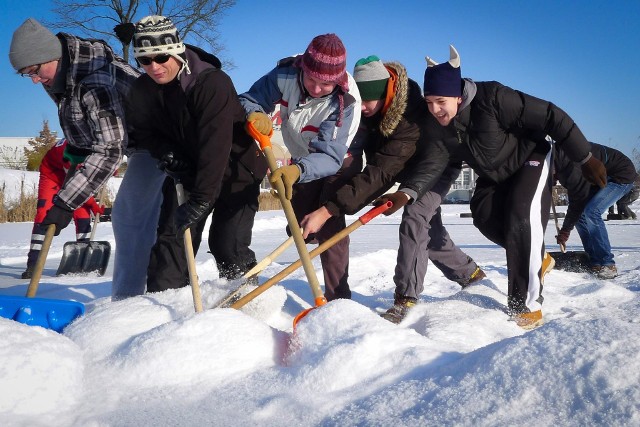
46, 33, 140, 209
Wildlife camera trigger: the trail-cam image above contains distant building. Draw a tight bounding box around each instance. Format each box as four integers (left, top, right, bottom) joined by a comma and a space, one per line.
444, 165, 477, 203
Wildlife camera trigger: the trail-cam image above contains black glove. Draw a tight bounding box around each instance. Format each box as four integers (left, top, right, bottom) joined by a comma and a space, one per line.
175, 199, 212, 237
158, 152, 193, 182
373, 191, 411, 216
114, 23, 135, 44
42, 196, 74, 236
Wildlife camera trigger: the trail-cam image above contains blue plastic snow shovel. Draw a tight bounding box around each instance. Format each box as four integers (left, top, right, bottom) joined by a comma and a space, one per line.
0, 294, 85, 333
0, 224, 85, 332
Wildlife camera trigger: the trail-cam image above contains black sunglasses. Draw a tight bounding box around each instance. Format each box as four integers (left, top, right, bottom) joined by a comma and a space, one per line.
137, 54, 172, 66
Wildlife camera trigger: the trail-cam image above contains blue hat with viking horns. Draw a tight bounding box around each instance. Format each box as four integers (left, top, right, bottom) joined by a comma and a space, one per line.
423, 45, 462, 97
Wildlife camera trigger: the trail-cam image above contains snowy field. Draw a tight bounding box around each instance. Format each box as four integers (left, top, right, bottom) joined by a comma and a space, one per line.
1, 168, 639, 426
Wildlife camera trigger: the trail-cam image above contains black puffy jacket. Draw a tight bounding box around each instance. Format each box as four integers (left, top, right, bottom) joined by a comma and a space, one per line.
126, 45, 267, 204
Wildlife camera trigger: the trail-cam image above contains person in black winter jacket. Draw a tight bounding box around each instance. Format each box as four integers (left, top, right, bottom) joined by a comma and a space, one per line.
384, 45, 607, 329
125, 16, 267, 293
555, 143, 637, 279
301, 56, 485, 323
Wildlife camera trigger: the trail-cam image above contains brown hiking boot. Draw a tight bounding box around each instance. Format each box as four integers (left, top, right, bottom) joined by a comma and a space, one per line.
541, 252, 555, 284
510, 310, 544, 330
591, 265, 618, 280
380, 296, 417, 324
459, 267, 486, 288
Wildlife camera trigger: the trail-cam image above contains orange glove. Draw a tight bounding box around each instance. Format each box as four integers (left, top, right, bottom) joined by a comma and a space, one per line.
248, 112, 272, 135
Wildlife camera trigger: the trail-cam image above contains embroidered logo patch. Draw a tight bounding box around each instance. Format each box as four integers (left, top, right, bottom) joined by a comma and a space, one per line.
525, 160, 541, 167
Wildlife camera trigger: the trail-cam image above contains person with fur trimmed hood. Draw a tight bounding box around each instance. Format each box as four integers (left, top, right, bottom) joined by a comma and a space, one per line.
239, 33, 361, 301
301, 56, 485, 322
123, 16, 267, 294
383, 45, 607, 329
9, 18, 139, 236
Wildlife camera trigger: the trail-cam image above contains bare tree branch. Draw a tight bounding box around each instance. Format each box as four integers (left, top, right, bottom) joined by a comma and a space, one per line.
48, 0, 235, 67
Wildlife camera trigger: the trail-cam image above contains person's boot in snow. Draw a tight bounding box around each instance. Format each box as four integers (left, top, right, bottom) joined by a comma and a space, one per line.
21, 264, 35, 279
591, 265, 617, 280
458, 267, 486, 288
381, 295, 417, 324
510, 310, 543, 330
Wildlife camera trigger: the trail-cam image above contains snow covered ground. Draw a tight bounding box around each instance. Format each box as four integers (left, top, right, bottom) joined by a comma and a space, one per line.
1, 167, 639, 426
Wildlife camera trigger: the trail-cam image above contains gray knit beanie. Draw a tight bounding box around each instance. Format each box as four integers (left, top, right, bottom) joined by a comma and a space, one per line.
353, 55, 390, 101
9, 18, 62, 71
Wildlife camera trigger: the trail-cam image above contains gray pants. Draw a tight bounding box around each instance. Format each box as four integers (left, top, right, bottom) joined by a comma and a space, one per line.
393, 172, 478, 300
111, 150, 165, 299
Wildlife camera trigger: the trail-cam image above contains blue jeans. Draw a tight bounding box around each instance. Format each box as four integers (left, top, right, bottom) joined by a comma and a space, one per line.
575, 181, 633, 266
111, 151, 165, 299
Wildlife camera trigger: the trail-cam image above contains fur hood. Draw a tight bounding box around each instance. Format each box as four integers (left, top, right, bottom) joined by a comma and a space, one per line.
379, 61, 409, 137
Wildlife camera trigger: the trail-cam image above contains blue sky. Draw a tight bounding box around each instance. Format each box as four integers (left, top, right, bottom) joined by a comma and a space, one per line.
1, 0, 639, 158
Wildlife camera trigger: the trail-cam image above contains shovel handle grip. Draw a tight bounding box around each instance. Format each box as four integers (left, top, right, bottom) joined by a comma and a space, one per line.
246, 121, 273, 150
360, 201, 392, 225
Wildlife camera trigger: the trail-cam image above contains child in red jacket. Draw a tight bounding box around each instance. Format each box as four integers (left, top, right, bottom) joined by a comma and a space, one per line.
22, 139, 104, 279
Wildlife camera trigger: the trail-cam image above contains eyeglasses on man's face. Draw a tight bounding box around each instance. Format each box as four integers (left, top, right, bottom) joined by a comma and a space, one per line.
19, 64, 42, 78
137, 54, 172, 66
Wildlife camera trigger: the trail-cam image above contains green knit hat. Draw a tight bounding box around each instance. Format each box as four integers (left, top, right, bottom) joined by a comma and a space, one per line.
353, 55, 390, 101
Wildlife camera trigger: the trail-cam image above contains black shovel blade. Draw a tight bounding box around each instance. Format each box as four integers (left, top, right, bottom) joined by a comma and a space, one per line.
56, 241, 111, 276
548, 251, 590, 273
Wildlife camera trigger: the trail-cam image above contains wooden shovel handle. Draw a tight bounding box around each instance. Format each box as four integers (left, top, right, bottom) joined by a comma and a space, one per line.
26, 224, 56, 297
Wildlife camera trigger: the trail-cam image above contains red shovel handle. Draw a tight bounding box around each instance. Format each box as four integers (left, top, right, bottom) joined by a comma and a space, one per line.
246, 120, 273, 150
360, 201, 392, 225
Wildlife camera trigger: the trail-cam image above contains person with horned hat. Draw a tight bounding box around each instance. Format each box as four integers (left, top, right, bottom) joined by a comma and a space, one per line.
8, 18, 139, 242
300, 55, 486, 322
382, 45, 607, 329
121, 15, 267, 294
239, 33, 361, 301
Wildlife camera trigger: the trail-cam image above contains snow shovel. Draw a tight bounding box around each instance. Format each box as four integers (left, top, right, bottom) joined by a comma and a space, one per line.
230, 201, 393, 327
0, 294, 85, 333
246, 121, 327, 312
175, 180, 203, 313
57, 186, 111, 276
0, 224, 85, 332
213, 235, 294, 309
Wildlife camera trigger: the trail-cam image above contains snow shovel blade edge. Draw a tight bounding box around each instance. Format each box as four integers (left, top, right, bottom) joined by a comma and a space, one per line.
0, 295, 85, 333
56, 241, 111, 276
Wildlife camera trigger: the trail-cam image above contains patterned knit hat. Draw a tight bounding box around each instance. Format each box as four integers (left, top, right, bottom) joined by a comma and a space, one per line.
353, 55, 390, 101
133, 15, 185, 59
423, 45, 462, 97
299, 33, 348, 93
9, 18, 62, 71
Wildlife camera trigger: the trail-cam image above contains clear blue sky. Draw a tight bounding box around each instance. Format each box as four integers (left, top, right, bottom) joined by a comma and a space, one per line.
1, 0, 639, 159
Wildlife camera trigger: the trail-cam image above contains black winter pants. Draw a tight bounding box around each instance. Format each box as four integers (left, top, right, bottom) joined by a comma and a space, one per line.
147, 177, 259, 293
470, 143, 552, 313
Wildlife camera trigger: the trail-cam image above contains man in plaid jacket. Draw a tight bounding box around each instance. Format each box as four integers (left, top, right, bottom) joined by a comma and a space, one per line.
9, 18, 139, 235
